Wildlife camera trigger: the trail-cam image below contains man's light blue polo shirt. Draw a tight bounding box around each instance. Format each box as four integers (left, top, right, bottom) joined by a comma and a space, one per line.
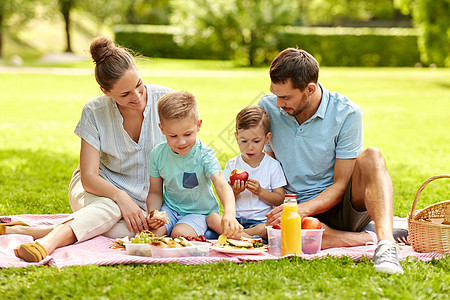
258, 83, 363, 203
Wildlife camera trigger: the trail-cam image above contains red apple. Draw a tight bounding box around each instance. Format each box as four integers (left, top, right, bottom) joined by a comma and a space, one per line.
229, 169, 249, 185
301, 217, 322, 229
272, 223, 281, 230
302, 239, 320, 254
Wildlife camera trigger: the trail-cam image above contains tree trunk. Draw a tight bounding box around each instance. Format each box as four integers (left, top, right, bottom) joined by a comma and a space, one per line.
60, 0, 73, 53
0, 11, 3, 58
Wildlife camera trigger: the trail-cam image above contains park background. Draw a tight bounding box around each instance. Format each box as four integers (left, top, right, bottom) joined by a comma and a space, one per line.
1, 0, 449, 299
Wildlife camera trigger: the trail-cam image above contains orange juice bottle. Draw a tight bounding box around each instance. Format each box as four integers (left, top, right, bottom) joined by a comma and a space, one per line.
281, 194, 302, 255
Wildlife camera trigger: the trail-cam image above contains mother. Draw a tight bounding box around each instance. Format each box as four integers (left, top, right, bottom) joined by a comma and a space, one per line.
5, 36, 172, 262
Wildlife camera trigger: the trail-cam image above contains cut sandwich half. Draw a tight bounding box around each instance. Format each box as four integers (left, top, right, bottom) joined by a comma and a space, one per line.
226, 239, 253, 248
149, 210, 169, 224
217, 236, 265, 249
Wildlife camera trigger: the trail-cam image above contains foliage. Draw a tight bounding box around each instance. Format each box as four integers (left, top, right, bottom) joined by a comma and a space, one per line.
114, 25, 421, 67
0, 0, 44, 57
114, 25, 228, 60
78, 0, 131, 28
303, 0, 401, 26
395, 0, 450, 67
277, 26, 420, 67
170, 0, 299, 66
125, 0, 172, 25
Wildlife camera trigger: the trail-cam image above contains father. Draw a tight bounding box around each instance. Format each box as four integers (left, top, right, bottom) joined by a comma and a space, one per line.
260, 48, 404, 275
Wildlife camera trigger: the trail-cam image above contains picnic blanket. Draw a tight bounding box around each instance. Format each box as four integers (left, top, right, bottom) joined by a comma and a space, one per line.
0, 214, 446, 268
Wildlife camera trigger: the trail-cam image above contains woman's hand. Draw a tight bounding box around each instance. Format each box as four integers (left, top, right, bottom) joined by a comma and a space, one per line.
221, 213, 243, 237
116, 191, 149, 233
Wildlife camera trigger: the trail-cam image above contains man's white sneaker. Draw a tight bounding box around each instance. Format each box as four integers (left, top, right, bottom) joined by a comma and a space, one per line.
372, 241, 404, 274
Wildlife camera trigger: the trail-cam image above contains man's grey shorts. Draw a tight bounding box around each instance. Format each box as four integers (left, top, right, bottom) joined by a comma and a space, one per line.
313, 178, 371, 232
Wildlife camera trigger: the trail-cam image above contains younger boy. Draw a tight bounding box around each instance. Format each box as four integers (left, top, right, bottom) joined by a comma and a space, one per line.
207, 106, 286, 239
146, 91, 242, 238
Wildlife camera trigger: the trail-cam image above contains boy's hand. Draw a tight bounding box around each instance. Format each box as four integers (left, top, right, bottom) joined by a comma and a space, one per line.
246, 179, 262, 196
221, 213, 243, 237
229, 180, 246, 195
146, 214, 165, 230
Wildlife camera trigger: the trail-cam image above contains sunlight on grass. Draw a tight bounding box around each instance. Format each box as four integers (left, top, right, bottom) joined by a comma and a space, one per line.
0, 66, 449, 217
0, 63, 449, 300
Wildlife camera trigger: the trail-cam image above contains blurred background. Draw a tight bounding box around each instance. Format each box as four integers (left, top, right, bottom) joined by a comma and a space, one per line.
0, 0, 448, 67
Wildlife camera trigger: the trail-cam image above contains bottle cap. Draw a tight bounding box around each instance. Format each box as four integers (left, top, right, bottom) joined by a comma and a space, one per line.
285, 194, 297, 198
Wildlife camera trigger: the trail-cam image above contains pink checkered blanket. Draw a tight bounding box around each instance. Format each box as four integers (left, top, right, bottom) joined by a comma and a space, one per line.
0, 214, 446, 268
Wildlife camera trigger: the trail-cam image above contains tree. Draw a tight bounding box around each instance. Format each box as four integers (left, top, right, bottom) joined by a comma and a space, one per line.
0, 0, 37, 58
170, 0, 299, 66
125, 0, 172, 25
78, 0, 132, 34
57, 0, 133, 53
59, 0, 74, 52
395, 0, 450, 66
304, 0, 400, 26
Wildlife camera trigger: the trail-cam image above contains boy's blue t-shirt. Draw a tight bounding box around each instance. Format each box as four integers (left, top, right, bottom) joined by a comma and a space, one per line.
149, 138, 221, 215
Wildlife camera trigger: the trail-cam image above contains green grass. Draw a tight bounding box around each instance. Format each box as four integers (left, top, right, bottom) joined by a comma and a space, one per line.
1, 61, 449, 298
0, 257, 449, 299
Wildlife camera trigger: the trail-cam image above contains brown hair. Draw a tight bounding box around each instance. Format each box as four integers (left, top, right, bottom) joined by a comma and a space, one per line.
236, 106, 270, 135
157, 91, 199, 122
90, 36, 136, 91
269, 48, 319, 91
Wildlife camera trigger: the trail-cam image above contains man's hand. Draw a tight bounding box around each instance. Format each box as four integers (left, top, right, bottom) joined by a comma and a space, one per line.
221, 213, 243, 237
266, 201, 313, 226
265, 204, 284, 226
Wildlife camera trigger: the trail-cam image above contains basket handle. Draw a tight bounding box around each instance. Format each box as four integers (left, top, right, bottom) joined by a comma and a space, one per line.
409, 174, 450, 221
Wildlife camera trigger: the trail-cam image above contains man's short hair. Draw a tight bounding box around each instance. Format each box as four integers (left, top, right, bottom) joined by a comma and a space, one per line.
157, 91, 199, 122
270, 48, 319, 91
236, 105, 271, 135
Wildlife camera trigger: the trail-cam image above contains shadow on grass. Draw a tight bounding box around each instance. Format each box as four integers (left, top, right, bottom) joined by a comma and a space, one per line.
0, 149, 78, 215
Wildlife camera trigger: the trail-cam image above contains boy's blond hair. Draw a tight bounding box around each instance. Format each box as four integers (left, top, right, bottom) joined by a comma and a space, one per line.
157, 91, 199, 122
236, 106, 271, 135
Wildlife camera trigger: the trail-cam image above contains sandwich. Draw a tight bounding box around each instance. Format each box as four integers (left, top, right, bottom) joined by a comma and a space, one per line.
217, 235, 264, 249
149, 210, 169, 224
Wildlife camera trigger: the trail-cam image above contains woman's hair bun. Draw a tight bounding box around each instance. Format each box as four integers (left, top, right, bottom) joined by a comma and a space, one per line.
90, 36, 116, 65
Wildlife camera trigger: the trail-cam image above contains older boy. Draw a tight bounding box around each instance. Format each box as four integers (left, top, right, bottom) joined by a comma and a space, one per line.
146, 91, 242, 238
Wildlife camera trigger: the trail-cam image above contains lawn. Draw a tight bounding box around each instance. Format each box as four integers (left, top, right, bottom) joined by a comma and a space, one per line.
0, 60, 449, 299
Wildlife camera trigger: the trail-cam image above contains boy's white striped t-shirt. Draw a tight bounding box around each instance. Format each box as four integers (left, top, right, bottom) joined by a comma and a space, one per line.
74, 84, 172, 210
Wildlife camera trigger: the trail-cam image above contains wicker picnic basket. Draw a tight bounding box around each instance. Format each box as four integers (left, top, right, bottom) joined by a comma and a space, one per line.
408, 174, 450, 254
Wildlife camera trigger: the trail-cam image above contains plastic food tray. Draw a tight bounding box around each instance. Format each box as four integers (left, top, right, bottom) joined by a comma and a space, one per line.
266, 226, 324, 255
150, 241, 210, 258
125, 243, 153, 257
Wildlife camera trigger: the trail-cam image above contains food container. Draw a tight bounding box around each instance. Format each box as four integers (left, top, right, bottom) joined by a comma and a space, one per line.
266, 226, 282, 256
125, 242, 152, 257
301, 229, 325, 254
150, 241, 210, 258
266, 226, 324, 256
